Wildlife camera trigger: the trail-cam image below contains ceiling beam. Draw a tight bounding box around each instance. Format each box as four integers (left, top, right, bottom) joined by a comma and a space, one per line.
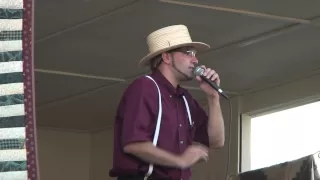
35, 0, 143, 44
35, 68, 238, 94
197, 16, 320, 57
159, 0, 318, 25
238, 23, 306, 47
35, 68, 126, 82
35, 68, 239, 110
36, 80, 123, 110
239, 68, 320, 96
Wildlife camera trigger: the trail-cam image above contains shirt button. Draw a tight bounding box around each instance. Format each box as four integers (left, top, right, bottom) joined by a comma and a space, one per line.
180, 141, 184, 144
179, 124, 182, 127
169, 95, 172, 98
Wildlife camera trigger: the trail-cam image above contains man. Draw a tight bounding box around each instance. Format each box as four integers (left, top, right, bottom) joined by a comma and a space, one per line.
109, 25, 225, 180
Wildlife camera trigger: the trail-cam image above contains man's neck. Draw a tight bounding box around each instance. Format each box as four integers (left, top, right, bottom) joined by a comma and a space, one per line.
158, 68, 179, 88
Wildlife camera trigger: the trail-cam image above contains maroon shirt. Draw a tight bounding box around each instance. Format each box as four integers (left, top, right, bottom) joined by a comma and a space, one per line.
109, 70, 209, 180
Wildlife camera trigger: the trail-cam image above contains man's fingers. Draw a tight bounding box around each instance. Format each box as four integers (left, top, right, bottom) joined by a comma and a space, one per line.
194, 143, 209, 152
200, 146, 209, 154
202, 68, 219, 82
210, 73, 219, 81
195, 151, 208, 161
196, 76, 202, 82
199, 146, 209, 162
199, 67, 221, 86
201, 152, 209, 162
202, 68, 211, 77
206, 69, 215, 78
198, 148, 208, 159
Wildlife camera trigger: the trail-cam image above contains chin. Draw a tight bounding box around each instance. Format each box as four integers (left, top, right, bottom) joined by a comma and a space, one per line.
182, 76, 193, 82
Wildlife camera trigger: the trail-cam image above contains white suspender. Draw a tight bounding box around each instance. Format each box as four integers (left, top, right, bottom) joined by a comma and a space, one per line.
182, 96, 193, 127
144, 75, 193, 179
144, 75, 163, 179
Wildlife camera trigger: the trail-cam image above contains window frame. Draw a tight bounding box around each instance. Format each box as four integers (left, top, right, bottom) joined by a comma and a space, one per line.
239, 99, 320, 172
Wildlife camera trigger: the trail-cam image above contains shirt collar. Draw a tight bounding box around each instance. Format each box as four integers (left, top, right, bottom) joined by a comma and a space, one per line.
151, 70, 185, 97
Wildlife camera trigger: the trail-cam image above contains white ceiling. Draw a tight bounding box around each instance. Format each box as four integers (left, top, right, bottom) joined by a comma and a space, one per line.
34, 0, 320, 131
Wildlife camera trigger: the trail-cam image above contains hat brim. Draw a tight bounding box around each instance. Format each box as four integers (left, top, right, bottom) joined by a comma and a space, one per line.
139, 42, 210, 67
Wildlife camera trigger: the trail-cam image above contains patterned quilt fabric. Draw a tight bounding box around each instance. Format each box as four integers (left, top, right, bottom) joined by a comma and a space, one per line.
230, 152, 320, 180
0, 0, 27, 180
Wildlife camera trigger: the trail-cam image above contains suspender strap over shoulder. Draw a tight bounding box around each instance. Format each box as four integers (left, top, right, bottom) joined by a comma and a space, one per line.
144, 75, 163, 178
144, 75, 193, 179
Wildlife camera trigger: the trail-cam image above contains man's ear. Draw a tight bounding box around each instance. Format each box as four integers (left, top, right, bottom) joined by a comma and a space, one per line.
161, 52, 171, 65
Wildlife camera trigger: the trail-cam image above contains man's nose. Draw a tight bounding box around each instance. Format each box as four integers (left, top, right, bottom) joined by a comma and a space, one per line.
191, 56, 199, 64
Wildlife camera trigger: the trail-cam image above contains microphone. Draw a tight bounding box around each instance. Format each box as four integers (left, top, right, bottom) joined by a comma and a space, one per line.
193, 66, 229, 100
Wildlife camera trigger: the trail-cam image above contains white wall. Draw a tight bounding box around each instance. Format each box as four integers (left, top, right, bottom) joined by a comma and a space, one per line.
90, 129, 114, 180
37, 128, 91, 180
35, 127, 115, 180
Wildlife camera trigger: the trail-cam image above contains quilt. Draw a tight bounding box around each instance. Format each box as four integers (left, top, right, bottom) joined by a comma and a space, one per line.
0, 0, 38, 180
230, 152, 320, 180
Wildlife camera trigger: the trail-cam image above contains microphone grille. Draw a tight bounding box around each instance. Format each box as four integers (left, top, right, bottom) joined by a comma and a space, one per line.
193, 66, 204, 76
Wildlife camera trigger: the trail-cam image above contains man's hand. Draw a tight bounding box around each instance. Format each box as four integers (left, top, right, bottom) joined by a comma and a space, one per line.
178, 144, 209, 169
123, 142, 209, 169
195, 65, 220, 98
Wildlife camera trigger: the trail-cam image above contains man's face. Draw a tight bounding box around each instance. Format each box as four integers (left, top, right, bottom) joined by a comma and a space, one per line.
169, 46, 199, 81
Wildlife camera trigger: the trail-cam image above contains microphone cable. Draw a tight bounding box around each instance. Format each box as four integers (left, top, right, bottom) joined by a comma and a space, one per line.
224, 98, 233, 180
192, 65, 233, 179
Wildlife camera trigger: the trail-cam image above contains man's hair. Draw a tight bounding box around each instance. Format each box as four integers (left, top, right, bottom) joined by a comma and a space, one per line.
150, 54, 163, 72
149, 47, 188, 71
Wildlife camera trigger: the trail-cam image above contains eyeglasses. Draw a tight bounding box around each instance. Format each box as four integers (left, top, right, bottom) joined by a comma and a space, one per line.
173, 48, 197, 57
183, 50, 196, 57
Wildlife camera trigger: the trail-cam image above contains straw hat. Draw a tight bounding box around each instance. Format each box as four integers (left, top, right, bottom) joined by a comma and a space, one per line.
139, 25, 210, 67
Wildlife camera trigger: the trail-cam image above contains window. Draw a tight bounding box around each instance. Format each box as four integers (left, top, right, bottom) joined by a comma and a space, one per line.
242, 100, 320, 171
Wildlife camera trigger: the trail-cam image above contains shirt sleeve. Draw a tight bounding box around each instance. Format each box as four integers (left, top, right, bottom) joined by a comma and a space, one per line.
191, 98, 210, 147
120, 78, 158, 148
